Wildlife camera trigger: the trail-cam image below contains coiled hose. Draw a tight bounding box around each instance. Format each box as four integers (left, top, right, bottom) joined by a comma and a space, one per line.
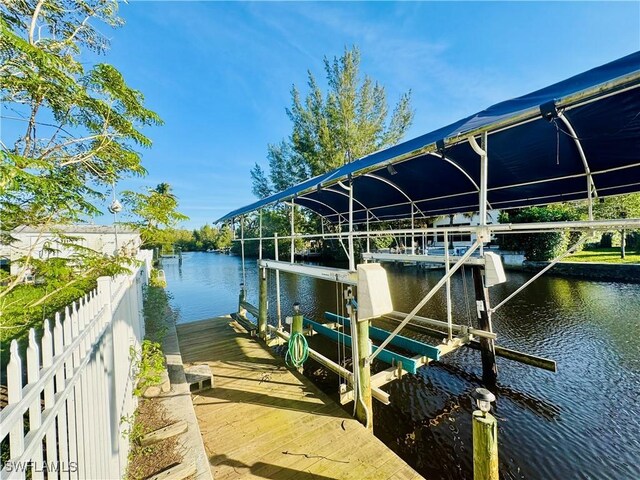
285, 332, 309, 368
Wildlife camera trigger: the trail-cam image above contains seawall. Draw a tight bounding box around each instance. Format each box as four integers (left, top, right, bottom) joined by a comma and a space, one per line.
508, 261, 640, 283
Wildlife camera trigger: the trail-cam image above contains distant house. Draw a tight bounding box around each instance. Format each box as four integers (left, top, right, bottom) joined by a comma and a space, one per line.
430, 210, 501, 248
0, 224, 142, 277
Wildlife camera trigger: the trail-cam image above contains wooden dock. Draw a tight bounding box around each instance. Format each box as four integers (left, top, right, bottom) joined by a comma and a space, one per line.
176, 316, 423, 480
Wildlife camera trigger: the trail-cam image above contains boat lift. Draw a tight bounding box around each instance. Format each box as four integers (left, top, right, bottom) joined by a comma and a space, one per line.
221, 52, 640, 428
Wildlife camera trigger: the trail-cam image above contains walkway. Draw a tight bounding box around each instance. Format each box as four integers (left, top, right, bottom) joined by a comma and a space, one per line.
176, 316, 423, 480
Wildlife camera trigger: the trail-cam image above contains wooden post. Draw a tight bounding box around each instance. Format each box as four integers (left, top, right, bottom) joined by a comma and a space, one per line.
258, 267, 268, 340
472, 411, 499, 480
471, 266, 498, 387
291, 304, 303, 336
355, 316, 373, 431
291, 303, 304, 373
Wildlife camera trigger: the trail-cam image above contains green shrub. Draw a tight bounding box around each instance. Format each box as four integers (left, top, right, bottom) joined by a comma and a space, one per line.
149, 268, 167, 288
498, 205, 582, 261
130, 340, 165, 397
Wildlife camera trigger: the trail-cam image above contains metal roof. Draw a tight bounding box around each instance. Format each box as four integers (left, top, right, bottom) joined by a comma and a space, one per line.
218, 51, 640, 224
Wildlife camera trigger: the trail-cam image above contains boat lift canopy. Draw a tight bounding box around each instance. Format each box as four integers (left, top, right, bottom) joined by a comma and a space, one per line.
218, 52, 640, 225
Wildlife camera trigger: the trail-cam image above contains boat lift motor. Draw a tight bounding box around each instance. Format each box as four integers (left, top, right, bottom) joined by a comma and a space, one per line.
483, 252, 507, 287
357, 263, 394, 321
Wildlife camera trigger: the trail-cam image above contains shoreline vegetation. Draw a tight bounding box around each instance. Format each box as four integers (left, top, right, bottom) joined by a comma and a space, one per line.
125, 274, 183, 480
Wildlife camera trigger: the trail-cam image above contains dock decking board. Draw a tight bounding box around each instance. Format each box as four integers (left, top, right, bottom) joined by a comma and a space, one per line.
176, 316, 423, 480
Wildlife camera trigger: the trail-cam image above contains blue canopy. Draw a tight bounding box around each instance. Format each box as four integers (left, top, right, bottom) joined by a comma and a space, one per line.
218, 52, 640, 224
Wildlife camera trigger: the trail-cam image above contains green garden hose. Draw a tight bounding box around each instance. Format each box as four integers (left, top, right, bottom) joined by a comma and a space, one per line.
285, 332, 309, 368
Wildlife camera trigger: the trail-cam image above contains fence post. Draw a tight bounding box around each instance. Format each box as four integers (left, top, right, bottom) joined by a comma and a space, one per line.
42, 320, 58, 480
63, 304, 81, 479
97, 275, 121, 478
26, 329, 44, 480
53, 313, 71, 478
7, 340, 25, 460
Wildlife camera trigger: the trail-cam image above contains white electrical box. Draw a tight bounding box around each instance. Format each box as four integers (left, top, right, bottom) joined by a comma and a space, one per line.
484, 252, 507, 287
357, 263, 393, 320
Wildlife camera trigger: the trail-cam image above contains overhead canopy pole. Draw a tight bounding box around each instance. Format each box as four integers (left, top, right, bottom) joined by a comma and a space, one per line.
290, 200, 295, 263
557, 112, 597, 221
469, 132, 489, 255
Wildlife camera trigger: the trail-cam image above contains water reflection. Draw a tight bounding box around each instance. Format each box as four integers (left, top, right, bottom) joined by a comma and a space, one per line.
166, 252, 640, 480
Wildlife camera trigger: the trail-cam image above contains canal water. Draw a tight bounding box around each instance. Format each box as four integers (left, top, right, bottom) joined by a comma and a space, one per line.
163, 252, 640, 480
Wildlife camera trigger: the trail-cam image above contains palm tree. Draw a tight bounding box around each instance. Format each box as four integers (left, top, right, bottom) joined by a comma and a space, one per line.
154, 182, 176, 199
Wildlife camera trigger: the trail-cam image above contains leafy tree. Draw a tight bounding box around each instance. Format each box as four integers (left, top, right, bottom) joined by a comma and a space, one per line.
0, 1, 163, 362
1, 0, 162, 293
498, 204, 582, 261
215, 224, 233, 250
122, 183, 188, 249
592, 193, 640, 258
251, 46, 414, 198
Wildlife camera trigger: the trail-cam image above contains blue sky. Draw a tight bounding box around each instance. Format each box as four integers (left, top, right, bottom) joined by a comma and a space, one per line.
69, 2, 640, 227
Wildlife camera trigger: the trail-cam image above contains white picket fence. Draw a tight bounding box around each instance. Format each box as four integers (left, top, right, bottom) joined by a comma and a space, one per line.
1, 250, 153, 479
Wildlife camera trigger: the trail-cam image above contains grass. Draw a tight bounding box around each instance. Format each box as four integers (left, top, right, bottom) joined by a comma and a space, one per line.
566, 247, 640, 264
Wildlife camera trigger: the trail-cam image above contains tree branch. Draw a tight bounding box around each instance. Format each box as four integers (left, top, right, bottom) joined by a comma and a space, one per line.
29, 0, 46, 45
28, 266, 99, 309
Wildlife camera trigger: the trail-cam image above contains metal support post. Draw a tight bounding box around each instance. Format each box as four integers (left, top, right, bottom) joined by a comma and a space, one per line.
444, 231, 453, 340
290, 201, 295, 263
411, 204, 415, 254
259, 210, 263, 260
469, 133, 489, 256
348, 181, 355, 271
258, 267, 268, 340
366, 212, 371, 254
240, 216, 246, 287
274, 233, 282, 329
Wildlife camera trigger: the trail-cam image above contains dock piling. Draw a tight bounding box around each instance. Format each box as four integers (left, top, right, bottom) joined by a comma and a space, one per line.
346, 286, 373, 431
291, 303, 304, 373
355, 314, 373, 430
472, 266, 498, 387
471, 388, 499, 480
291, 302, 303, 336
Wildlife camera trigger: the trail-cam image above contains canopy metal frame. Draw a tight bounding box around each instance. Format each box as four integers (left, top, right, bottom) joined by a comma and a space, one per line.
227, 53, 640, 423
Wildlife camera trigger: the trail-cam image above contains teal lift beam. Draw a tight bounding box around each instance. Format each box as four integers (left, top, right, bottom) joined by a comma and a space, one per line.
302, 317, 421, 374
324, 312, 441, 362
